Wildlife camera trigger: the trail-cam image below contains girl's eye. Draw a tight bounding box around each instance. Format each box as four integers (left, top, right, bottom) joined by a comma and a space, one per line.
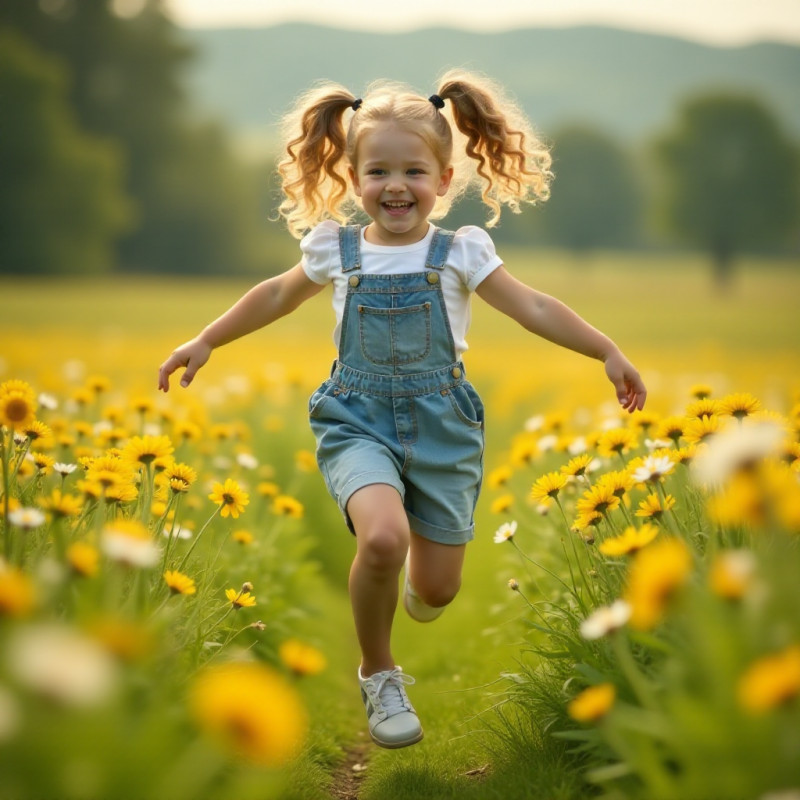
407, 169, 424, 175
367, 169, 385, 176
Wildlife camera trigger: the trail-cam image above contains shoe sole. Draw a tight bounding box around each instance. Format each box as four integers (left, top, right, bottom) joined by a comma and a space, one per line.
370, 728, 424, 749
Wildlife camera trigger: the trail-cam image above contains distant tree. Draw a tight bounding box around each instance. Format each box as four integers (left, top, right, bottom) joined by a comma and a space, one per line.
0, 30, 131, 274
0, 0, 271, 274
653, 93, 799, 284
534, 126, 643, 252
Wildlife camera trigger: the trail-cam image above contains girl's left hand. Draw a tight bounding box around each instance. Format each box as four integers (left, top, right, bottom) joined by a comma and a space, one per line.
604, 351, 647, 413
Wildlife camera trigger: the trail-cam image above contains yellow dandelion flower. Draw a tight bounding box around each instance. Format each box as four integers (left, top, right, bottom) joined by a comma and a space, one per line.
567, 683, 616, 723
232, 529, 254, 545
31, 452, 55, 474
86, 375, 111, 395
226, 588, 257, 608
67, 542, 100, 578
0, 391, 37, 430
738, 644, 800, 714
635, 492, 676, 519
164, 570, 196, 596
597, 428, 638, 458
576, 483, 621, 519
271, 494, 304, 519
71, 387, 93, 407
597, 469, 635, 498
122, 434, 174, 468
686, 398, 722, 420
209, 479, 249, 519
165, 462, 197, 493
571, 512, 603, 537
530, 471, 568, 503
22, 419, 53, 444
130, 396, 154, 415
719, 392, 762, 420
210, 423, 234, 441
173, 420, 202, 443
628, 410, 660, 433
624, 537, 692, 630
0, 567, 36, 617
706, 473, 764, 528
0, 379, 36, 402
709, 550, 756, 600
294, 449, 317, 472
654, 415, 686, 445
599, 524, 660, 556
39, 489, 83, 519
561, 454, 595, 479
258, 481, 280, 498
86, 454, 136, 488
690, 383, 713, 399
87, 616, 155, 662
509, 434, 538, 468
490, 494, 514, 514
487, 465, 513, 489
105, 481, 139, 505
279, 639, 328, 676
189, 661, 307, 765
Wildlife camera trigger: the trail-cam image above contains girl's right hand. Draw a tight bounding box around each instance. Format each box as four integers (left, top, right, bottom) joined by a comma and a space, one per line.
157, 337, 212, 392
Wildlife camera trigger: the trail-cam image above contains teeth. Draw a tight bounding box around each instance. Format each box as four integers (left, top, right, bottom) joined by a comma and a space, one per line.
384, 201, 411, 207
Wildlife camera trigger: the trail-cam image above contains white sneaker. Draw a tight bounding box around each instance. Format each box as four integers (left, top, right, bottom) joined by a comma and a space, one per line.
403, 560, 445, 623
358, 666, 423, 749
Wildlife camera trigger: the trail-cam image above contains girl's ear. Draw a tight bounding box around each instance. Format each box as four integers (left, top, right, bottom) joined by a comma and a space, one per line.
348, 166, 362, 198
437, 166, 454, 197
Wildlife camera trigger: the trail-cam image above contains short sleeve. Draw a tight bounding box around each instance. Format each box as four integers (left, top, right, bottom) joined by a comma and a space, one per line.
451, 226, 504, 291
300, 220, 340, 285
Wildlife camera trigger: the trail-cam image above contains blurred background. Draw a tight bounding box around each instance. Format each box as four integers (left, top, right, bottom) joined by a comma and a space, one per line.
1, 0, 798, 283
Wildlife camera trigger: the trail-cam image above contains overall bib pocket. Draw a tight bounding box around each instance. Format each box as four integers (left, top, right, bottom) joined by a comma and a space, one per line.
358, 302, 432, 366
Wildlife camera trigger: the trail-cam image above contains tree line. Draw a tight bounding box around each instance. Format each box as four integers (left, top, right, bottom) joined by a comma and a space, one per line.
1, 0, 798, 281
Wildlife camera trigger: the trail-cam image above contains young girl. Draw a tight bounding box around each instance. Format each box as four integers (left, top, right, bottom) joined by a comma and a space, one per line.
158, 71, 646, 750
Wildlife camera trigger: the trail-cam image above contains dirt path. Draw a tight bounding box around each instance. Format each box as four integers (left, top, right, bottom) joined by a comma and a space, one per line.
330, 735, 372, 800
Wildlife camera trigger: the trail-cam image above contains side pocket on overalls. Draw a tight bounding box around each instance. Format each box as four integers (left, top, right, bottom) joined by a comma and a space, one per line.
445, 383, 484, 430
308, 380, 333, 419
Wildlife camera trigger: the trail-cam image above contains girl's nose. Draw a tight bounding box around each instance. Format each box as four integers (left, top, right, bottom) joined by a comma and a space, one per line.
386, 175, 406, 192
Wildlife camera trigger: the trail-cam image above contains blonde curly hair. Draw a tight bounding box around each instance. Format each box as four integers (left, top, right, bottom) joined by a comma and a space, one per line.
277, 70, 552, 239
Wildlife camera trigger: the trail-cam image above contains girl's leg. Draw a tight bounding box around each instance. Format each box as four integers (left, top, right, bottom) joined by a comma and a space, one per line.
406, 531, 466, 608
346, 483, 410, 676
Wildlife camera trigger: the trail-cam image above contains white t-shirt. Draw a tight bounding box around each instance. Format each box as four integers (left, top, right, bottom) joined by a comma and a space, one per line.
300, 221, 503, 359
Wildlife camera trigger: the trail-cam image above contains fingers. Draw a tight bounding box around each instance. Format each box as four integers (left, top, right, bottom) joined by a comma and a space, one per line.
157, 352, 187, 393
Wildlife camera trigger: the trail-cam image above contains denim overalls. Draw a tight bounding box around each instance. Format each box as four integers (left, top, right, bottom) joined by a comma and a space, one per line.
308, 225, 485, 545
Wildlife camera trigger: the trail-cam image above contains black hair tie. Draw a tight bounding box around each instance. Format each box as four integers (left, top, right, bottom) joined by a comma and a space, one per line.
429, 94, 445, 110
351, 98, 363, 111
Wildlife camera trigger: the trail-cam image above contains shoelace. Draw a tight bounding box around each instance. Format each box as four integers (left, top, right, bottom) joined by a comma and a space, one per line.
367, 668, 416, 717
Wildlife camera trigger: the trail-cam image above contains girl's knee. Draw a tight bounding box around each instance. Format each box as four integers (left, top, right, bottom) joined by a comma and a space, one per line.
413, 575, 461, 608
356, 522, 409, 571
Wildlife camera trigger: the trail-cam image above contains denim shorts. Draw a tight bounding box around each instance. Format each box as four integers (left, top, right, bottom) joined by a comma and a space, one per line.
308, 375, 485, 545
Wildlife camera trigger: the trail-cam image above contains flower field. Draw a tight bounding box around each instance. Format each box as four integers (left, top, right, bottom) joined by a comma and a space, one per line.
1, 256, 799, 799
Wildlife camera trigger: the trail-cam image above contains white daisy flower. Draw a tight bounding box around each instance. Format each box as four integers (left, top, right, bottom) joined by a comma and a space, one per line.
493, 521, 518, 544
579, 600, 632, 640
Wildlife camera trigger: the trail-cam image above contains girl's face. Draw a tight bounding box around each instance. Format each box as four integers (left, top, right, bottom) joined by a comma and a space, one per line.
349, 124, 453, 246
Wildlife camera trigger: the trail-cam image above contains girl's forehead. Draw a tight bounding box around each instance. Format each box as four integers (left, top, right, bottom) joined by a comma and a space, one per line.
356, 124, 436, 160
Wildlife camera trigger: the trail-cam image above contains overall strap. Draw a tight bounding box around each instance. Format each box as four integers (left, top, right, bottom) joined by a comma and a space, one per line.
425, 227, 456, 271
338, 224, 362, 273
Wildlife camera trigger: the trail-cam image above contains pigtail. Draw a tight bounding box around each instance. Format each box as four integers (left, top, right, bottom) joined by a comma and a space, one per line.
437, 70, 552, 226
277, 84, 357, 238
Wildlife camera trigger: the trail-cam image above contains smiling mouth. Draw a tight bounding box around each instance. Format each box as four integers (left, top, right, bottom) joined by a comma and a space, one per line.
382, 201, 414, 215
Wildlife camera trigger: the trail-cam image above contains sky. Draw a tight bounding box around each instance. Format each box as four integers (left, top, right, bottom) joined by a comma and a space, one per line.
161, 0, 800, 46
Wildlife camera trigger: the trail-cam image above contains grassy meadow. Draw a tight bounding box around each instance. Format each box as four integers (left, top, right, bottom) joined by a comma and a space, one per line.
1, 250, 799, 800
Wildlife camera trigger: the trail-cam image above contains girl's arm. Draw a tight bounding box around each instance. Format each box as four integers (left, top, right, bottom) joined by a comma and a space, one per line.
476, 266, 647, 412
158, 263, 324, 392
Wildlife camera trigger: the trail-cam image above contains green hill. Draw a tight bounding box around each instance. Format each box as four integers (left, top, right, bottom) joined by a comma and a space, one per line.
180, 23, 800, 144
